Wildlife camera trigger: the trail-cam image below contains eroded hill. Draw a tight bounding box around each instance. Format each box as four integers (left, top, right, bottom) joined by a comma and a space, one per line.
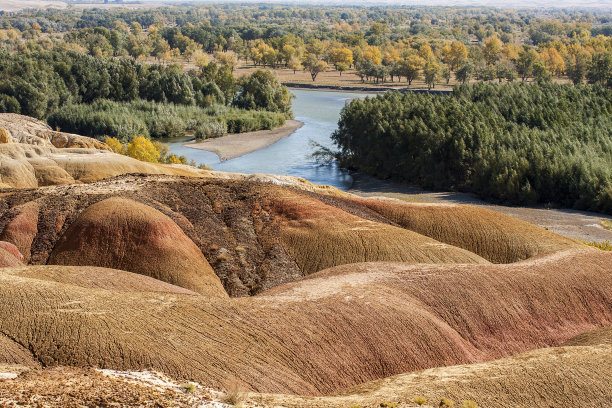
0, 116, 610, 407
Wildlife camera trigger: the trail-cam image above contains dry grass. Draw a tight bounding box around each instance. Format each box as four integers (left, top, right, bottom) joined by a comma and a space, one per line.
584, 240, 612, 251
602, 219, 612, 230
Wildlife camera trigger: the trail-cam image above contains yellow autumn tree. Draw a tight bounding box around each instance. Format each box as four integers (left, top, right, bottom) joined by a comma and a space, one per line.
418, 44, 435, 61
541, 47, 565, 76
443, 41, 468, 71
127, 136, 161, 163
362, 45, 382, 65
483, 36, 503, 65
105, 137, 125, 154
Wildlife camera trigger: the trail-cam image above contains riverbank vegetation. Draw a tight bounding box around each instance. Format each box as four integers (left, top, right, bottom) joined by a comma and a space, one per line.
0, 50, 291, 141
332, 82, 612, 213
47, 99, 286, 141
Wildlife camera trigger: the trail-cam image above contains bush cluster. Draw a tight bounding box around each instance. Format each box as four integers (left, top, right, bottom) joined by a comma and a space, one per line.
333, 82, 612, 214
195, 121, 227, 140
48, 99, 286, 141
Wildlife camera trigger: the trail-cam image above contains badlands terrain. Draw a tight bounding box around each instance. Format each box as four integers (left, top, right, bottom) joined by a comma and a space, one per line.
0, 114, 610, 407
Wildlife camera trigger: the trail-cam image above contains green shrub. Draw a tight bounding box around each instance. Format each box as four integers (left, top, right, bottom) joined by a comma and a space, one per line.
195, 121, 227, 140
47, 99, 283, 141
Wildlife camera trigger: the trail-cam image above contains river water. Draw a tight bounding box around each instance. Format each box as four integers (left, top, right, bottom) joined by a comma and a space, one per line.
165, 89, 373, 190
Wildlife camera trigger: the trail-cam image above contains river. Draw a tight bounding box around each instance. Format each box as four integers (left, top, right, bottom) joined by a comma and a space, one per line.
164, 89, 374, 190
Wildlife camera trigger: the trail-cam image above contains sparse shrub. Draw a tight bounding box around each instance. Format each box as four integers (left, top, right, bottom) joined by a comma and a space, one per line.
414, 396, 427, 406
180, 382, 196, 393
602, 219, 612, 230
462, 401, 478, 408
584, 240, 612, 251
379, 402, 398, 408
195, 121, 227, 140
222, 378, 245, 407
440, 398, 455, 407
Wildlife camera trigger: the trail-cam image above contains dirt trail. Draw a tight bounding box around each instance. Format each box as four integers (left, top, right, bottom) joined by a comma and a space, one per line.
349, 173, 612, 243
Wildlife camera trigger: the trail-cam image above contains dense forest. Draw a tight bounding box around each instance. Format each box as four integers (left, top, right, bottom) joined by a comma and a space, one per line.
0, 50, 292, 140
0, 5, 610, 88
332, 82, 612, 213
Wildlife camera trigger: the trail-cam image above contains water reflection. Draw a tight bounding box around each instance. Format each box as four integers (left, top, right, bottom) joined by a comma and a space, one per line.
164, 89, 373, 190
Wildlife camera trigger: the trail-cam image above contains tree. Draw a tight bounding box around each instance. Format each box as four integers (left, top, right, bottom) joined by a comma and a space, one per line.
418, 44, 435, 61
331, 47, 354, 71
399, 55, 426, 86
566, 51, 589, 85
541, 47, 565, 77
288, 55, 303, 74
587, 53, 612, 88
483, 36, 502, 65
152, 35, 170, 61
105, 137, 124, 154
532, 60, 552, 82
424, 60, 440, 89
232, 70, 293, 116
456, 62, 474, 84
362, 45, 382, 65
441, 65, 451, 84
215, 51, 238, 72
303, 55, 328, 81
443, 41, 468, 71
516, 46, 538, 81
127, 136, 160, 163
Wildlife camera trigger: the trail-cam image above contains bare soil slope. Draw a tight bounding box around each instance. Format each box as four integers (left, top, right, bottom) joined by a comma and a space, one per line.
48, 197, 226, 297
0, 175, 502, 296
351, 197, 579, 263
0, 248, 609, 396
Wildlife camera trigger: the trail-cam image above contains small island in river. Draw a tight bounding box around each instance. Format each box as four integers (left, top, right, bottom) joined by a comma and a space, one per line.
185, 119, 304, 161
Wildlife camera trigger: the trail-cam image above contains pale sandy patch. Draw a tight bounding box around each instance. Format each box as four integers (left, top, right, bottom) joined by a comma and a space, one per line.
185, 120, 303, 161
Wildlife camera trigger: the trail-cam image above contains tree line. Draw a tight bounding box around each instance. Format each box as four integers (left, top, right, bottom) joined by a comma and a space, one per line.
332, 82, 612, 214
0, 50, 292, 140
1, 5, 610, 88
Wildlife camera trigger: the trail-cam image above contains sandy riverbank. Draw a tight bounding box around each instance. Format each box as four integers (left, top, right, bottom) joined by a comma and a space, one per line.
184, 119, 303, 161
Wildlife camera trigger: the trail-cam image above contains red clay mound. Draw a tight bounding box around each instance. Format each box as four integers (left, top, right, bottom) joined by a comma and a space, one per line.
272, 193, 489, 274
351, 197, 579, 263
263, 334, 612, 408
9, 265, 198, 295
0, 241, 23, 267
0, 200, 39, 262
48, 197, 226, 298
0, 248, 609, 395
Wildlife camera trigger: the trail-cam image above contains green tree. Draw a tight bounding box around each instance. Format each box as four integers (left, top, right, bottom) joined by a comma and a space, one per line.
232, 70, 293, 117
